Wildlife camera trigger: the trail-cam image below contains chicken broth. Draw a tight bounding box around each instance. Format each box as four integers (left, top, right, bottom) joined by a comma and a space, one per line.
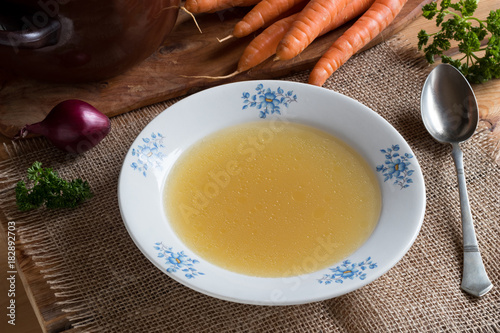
164, 122, 381, 277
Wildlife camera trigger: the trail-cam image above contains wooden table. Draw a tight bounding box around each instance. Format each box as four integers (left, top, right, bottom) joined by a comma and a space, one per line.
1, 1, 499, 332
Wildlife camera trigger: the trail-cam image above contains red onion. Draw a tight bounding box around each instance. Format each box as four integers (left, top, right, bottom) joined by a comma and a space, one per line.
16, 99, 111, 154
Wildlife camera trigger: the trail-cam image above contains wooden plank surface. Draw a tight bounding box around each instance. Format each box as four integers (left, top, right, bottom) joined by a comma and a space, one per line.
0, 0, 499, 332
0, 227, 70, 333
0, 230, 43, 333
0, 0, 431, 139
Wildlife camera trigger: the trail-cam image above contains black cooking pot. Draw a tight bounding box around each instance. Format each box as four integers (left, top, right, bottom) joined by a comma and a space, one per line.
0, 0, 180, 82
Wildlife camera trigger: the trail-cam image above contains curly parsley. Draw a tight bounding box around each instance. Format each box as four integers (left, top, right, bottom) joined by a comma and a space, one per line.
417, 0, 500, 83
16, 162, 93, 211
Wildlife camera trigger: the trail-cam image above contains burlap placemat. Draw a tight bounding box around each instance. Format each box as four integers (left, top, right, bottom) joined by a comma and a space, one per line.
1, 38, 499, 332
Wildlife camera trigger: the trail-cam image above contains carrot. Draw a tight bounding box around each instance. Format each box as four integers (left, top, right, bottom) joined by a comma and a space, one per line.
308, 0, 407, 86
185, 0, 261, 13
329, 0, 375, 30
238, 14, 298, 72
184, 14, 297, 79
232, 0, 308, 38
238, 0, 374, 72
275, 0, 351, 60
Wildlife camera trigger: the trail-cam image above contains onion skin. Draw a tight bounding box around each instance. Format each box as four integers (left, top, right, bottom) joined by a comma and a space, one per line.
16, 100, 111, 154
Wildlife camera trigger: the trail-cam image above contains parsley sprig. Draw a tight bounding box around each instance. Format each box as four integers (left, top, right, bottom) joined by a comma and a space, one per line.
417, 0, 500, 83
15, 162, 93, 211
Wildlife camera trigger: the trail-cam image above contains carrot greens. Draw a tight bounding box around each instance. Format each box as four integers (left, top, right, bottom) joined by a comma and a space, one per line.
417, 0, 500, 83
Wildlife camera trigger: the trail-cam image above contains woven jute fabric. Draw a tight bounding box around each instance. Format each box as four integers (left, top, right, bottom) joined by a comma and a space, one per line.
1, 38, 499, 332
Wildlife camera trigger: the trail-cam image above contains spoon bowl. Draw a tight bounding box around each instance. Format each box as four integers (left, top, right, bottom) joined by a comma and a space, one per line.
421, 63, 492, 297
421, 64, 479, 143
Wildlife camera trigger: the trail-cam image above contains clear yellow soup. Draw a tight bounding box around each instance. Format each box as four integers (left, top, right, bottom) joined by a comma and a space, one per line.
164, 122, 381, 277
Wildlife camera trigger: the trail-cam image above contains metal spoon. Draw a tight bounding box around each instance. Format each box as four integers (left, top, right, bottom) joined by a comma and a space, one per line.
421, 63, 492, 297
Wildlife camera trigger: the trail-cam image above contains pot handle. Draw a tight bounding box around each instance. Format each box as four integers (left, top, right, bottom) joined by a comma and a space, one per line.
0, 18, 60, 50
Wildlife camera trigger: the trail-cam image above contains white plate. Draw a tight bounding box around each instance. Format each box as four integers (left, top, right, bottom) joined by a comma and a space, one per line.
118, 80, 425, 305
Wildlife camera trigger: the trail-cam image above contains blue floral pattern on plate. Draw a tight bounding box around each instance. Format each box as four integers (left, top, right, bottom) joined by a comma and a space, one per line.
130, 132, 166, 177
155, 242, 205, 279
376, 144, 414, 189
242, 84, 297, 118
318, 257, 377, 284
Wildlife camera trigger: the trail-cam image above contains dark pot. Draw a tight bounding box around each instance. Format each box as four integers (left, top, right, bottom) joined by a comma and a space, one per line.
0, 0, 180, 82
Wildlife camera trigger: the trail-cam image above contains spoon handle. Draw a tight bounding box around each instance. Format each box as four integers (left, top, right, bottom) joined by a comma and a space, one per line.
451, 143, 493, 297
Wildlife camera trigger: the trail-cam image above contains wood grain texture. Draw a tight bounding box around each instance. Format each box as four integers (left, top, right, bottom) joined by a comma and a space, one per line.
0, 233, 42, 333
0, 0, 431, 138
0, 223, 71, 333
